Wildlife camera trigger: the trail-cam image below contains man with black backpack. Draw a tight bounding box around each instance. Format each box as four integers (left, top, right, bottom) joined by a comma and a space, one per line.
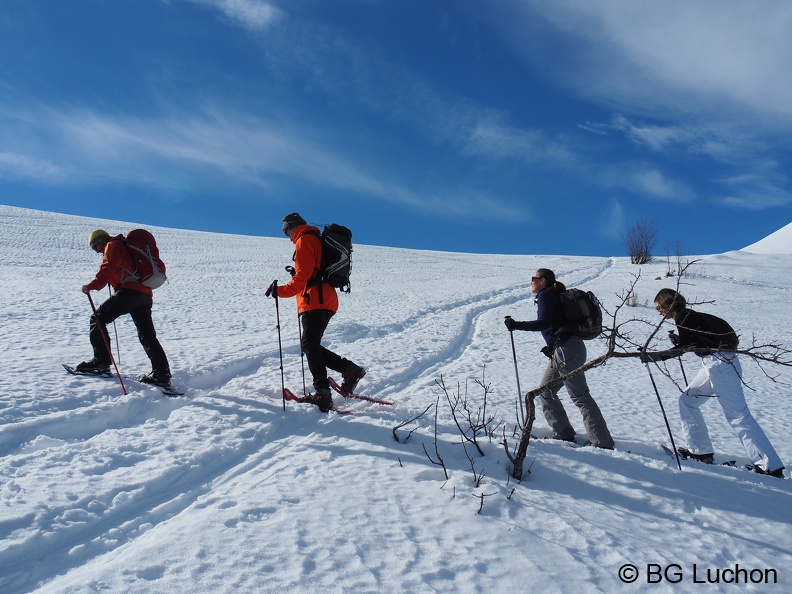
76, 229, 171, 387
650, 289, 784, 477
267, 213, 365, 412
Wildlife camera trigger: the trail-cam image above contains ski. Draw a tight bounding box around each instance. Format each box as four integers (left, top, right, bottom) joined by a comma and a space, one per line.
282, 388, 353, 415
328, 377, 394, 405
63, 364, 185, 396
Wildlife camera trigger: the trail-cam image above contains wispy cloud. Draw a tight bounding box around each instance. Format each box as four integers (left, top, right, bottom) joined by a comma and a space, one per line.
248, 19, 580, 174
501, 0, 792, 124
0, 152, 64, 182
599, 198, 625, 239
183, 0, 282, 30
0, 104, 526, 221
597, 163, 695, 203
588, 114, 755, 164
582, 113, 791, 209
717, 174, 792, 210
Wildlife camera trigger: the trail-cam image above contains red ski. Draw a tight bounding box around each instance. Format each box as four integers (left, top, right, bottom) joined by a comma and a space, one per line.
282, 387, 353, 414
328, 377, 394, 406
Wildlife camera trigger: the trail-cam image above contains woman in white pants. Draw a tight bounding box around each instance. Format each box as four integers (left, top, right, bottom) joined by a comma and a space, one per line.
654, 289, 784, 478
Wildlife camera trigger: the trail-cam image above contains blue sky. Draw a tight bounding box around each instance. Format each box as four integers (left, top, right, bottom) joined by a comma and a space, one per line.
1, 0, 791, 256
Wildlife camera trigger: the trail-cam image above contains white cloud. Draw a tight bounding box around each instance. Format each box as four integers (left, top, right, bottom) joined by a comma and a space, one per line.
599, 198, 624, 239
0, 152, 63, 182
0, 105, 526, 221
495, 1, 792, 125
184, 0, 282, 31
717, 176, 792, 210
596, 163, 695, 203
629, 168, 690, 202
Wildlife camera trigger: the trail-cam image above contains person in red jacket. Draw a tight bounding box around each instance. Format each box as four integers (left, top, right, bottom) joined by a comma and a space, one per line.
76, 229, 171, 387
268, 213, 365, 412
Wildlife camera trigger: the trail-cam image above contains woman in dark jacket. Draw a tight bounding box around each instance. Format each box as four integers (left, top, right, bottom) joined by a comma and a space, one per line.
654, 288, 783, 477
505, 269, 614, 449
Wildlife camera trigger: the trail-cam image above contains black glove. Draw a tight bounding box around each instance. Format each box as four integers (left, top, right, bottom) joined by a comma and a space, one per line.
668, 331, 680, 347
265, 280, 278, 298
504, 316, 517, 331
540, 346, 551, 358
285, 266, 296, 277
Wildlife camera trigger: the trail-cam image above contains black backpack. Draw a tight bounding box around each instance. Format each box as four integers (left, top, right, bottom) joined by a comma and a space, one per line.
307, 224, 353, 293
557, 288, 603, 340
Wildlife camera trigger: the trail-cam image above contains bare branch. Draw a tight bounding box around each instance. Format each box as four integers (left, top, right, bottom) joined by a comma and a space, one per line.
393, 403, 433, 443
421, 393, 448, 480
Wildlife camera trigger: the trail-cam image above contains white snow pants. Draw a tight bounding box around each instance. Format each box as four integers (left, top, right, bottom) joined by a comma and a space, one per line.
679, 354, 783, 472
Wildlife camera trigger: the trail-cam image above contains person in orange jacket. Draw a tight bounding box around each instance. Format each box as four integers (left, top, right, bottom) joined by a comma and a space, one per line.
76, 229, 171, 387
267, 213, 365, 412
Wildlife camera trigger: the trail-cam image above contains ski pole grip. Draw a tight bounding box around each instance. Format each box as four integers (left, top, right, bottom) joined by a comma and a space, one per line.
265, 279, 278, 298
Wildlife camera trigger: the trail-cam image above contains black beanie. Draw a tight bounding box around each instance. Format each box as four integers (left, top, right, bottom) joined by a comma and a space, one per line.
282, 212, 307, 235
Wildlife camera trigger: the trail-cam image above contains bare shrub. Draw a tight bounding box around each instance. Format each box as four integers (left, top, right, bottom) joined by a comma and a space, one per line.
624, 218, 658, 264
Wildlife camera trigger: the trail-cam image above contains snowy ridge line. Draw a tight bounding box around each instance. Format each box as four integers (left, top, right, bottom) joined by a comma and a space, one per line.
0, 421, 272, 592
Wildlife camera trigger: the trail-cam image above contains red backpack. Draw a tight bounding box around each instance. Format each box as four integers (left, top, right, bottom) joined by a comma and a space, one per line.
124, 229, 167, 289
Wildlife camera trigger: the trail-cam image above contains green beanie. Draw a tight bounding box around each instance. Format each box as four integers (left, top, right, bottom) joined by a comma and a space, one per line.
89, 229, 111, 249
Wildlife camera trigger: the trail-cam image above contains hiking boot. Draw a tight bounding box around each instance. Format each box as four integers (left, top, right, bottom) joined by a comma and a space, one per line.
341, 364, 366, 394
550, 433, 576, 443
746, 464, 785, 478
677, 448, 714, 464
140, 370, 172, 388
75, 358, 110, 374
313, 387, 334, 413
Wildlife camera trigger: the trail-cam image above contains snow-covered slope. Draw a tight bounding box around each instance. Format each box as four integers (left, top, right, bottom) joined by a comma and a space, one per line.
1, 204, 791, 593
742, 221, 792, 254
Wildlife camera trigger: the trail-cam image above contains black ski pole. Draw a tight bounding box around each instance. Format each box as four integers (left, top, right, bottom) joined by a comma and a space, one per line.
506, 317, 526, 427
670, 331, 688, 385
109, 286, 121, 365
678, 359, 688, 385
285, 266, 307, 396
266, 280, 286, 410
644, 361, 682, 470
87, 292, 127, 395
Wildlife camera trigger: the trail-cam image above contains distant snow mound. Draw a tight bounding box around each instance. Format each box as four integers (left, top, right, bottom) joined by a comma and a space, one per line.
742, 222, 792, 254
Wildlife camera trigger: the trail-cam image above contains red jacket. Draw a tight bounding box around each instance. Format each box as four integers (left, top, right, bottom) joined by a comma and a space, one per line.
276, 225, 338, 314
85, 235, 153, 296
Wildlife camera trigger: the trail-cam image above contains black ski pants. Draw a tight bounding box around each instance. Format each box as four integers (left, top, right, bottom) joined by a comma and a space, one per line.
300, 309, 351, 391
91, 289, 170, 374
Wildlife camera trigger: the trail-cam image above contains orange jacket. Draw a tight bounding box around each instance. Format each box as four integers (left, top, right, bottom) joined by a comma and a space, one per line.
276, 225, 338, 314
85, 235, 153, 296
